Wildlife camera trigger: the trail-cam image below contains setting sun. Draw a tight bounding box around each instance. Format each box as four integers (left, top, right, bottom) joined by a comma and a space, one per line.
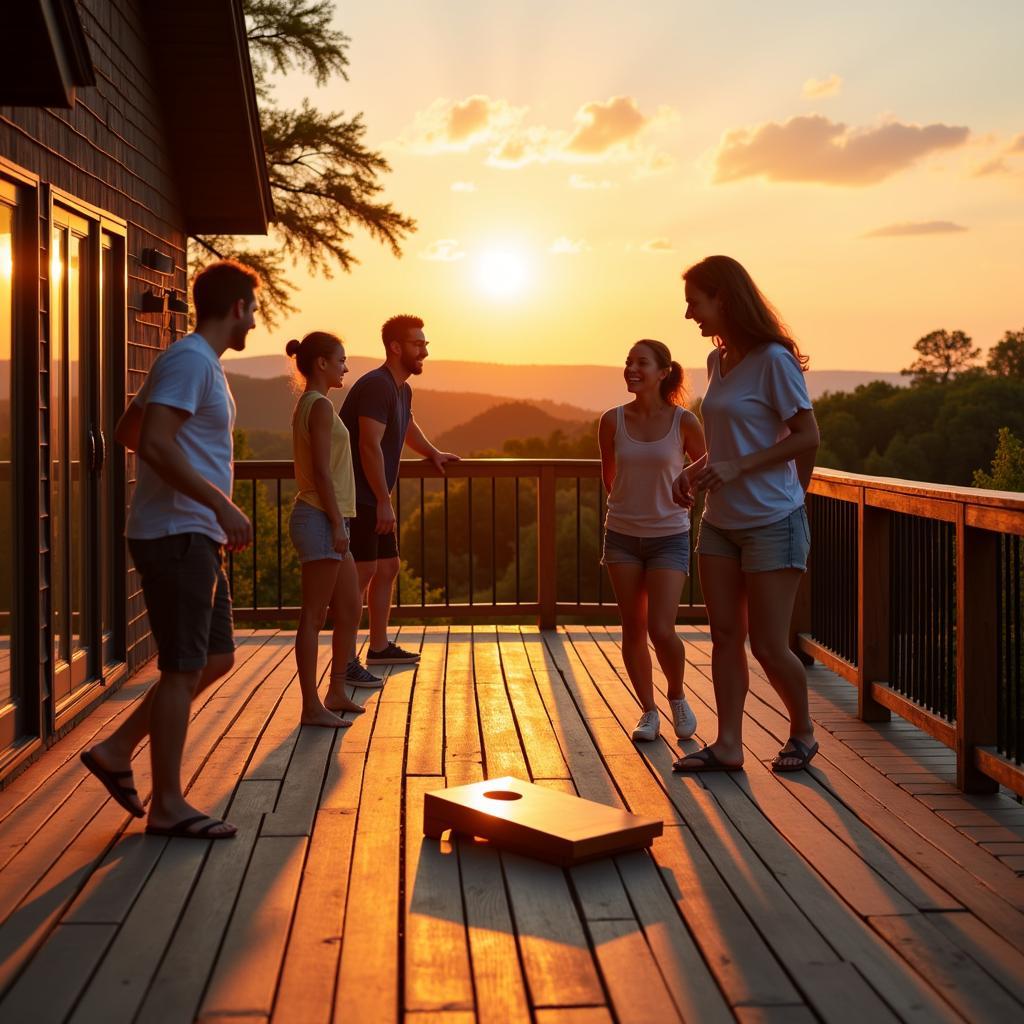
475, 248, 530, 299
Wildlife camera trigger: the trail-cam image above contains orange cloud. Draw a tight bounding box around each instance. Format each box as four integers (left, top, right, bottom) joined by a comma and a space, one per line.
1010, 134, 1024, 153
802, 74, 843, 99
714, 115, 969, 185
402, 94, 673, 170
550, 236, 590, 255
402, 95, 524, 153
640, 238, 675, 253
565, 96, 649, 156
863, 221, 967, 238
419, 239, 465, 262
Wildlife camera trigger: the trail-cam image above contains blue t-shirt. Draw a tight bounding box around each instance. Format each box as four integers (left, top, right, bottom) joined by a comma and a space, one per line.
125, 333, 235, 543
700, 343, 812, 530
340, 366, 413, 506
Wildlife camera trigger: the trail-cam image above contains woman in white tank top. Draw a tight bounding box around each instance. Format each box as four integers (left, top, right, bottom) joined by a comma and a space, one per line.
599, 340, 707, 744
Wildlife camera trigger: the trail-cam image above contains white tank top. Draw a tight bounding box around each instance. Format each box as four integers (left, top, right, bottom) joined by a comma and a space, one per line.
605, 405, 690, 538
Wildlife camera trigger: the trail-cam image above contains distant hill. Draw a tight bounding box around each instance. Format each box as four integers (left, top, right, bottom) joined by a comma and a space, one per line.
222, 352, 906, 406
226, 373, 595, 439
433, 402, 593, 455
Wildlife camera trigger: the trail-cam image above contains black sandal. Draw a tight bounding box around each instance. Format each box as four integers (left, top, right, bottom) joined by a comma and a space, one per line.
81, 749, 144, 818
772, 737, 819, 773
672, 746, 744, 773
145, 814, 237, 840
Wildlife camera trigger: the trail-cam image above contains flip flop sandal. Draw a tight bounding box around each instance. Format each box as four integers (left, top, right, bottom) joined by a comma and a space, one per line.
672, 746, 744, 773
772, 737, 820, 773
81, 749, 144, 818
145, 815, 237, 840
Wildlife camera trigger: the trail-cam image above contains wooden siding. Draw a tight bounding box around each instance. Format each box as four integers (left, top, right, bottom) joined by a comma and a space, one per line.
0, 0, 191, 771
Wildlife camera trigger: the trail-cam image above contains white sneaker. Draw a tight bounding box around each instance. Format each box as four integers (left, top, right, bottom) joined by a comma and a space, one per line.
669, 697, 698, 739
632, 709, 661, 742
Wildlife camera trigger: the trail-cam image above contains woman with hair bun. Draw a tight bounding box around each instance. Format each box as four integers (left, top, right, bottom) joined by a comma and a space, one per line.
599, 339, 707, 745
286, 331, 376, 729
673, 255, 820, 773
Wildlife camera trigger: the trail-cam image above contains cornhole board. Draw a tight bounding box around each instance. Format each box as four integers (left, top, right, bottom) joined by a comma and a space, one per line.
423, 776, 663, 867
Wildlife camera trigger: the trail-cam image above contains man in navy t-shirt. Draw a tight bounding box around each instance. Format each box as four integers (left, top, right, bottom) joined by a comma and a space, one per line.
340, 315, 458, 674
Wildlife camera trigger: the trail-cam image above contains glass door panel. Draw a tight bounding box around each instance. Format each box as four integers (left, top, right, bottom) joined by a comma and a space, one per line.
0, 201, 16, 738
51, 210, 96, 702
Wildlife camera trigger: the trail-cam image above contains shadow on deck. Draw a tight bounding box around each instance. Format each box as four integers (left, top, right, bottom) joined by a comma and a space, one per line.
1, 626, 1023, 1023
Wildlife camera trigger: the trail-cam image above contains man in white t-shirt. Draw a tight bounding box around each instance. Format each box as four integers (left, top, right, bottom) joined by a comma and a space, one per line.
80, 261, 258, 840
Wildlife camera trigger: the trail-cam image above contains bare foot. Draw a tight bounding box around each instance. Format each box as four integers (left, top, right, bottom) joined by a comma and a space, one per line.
300, 707, 352, 729
325, 694, 366, 715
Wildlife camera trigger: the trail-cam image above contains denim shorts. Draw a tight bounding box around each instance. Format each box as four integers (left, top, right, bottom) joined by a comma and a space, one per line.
697, 505, 810, 573
602, 529, 691, 573
289, 500, 350, 563
128, 533, 234, 673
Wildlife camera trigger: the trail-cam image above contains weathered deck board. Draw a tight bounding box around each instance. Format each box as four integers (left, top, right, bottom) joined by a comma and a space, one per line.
0, 625, 1022, 1023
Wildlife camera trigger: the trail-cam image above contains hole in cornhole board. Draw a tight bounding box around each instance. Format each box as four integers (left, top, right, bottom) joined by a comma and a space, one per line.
483, 790, 523, 801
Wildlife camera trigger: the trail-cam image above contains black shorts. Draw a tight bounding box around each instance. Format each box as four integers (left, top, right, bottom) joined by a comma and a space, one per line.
128, 532, 235, 673
348, 503, 399, 563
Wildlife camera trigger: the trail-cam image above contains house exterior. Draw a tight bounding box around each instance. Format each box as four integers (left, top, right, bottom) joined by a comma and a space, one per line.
0, 0, 272, 782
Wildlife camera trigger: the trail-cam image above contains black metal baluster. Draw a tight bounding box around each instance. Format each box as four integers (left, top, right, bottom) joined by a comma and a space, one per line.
577, 479, 585, 606
276, 478, 282, 612
421, 478, 426, 608
515, 476, 520, 605
395, 478, 402, 606
492, 476, 497, 606
443, 476, 449, 607
251, 481, 258, 612
468, 477, 473, 606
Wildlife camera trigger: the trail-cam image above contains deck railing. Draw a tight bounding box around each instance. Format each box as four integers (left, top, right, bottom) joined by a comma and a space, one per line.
229, 458, 1024, 797
797, 469, 1024, 796
229, 459, 707, 629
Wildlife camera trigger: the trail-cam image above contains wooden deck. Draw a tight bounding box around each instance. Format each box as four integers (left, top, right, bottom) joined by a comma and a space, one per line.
1, 627, 1024, 1023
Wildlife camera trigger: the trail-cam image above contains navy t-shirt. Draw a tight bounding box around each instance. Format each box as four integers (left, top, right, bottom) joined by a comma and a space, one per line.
340, 366, 413, 506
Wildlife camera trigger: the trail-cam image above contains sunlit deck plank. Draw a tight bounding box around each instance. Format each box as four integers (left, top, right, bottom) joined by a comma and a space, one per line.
0, 625, 1023, 1023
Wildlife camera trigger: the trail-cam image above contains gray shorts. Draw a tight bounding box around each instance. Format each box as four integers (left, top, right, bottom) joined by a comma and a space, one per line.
128, 533, 234, 673
289, 500, 350, 563
697, 506, 810, 573
602, 529, 691, 573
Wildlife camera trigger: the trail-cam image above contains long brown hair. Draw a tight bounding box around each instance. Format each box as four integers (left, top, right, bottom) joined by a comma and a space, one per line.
682, 255, 809, 370
634, 339, 686, 406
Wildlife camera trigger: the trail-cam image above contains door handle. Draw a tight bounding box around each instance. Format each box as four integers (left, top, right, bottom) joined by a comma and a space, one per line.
96, 428, 107, 473
87, 427, 97, 473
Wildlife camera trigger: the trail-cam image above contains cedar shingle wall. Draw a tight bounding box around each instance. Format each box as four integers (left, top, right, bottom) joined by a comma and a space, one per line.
0, 0, 190, 676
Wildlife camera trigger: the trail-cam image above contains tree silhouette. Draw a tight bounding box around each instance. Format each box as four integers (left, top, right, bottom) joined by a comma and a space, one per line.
987, 329, 1024, 378
902, 329, 981, 384
191, 0, 416, 324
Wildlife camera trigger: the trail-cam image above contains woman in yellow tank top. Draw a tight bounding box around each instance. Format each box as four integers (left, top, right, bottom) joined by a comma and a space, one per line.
286, 331, 375, 727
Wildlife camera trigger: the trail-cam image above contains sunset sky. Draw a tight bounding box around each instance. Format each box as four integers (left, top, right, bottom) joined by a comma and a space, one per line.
234, 0, 1024, 372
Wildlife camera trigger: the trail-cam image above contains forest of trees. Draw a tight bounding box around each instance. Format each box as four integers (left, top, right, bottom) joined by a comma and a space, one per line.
816, 328, 1024, 487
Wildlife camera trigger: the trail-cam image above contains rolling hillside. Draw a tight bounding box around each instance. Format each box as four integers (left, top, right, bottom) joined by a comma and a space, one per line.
432, 402, 593, 455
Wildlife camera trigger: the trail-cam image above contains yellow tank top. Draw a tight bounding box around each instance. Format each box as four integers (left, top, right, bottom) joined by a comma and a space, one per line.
292, 391, 356, 517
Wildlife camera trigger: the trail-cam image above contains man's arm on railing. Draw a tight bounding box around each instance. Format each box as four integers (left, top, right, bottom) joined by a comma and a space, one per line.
405, 417, 459, 473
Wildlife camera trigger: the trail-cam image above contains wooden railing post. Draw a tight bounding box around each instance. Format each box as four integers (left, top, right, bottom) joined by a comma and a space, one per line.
537, 465, 557, 630
859, 496, 891, 722
957, 512, 1000, 793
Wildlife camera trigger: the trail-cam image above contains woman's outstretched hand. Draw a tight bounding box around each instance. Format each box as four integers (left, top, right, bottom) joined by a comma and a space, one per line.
693, 459, 742, 492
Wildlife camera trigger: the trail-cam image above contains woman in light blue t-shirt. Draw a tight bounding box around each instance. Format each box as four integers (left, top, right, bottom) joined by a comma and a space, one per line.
673, 256, 821, 775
